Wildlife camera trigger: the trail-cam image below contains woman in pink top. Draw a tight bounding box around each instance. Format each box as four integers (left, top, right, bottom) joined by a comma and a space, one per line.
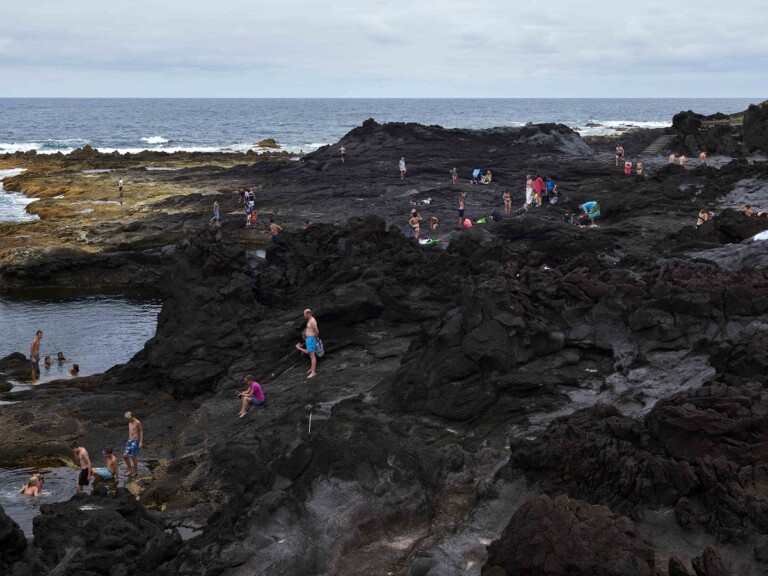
624, 159, 632, 175
238, 375, 265, 418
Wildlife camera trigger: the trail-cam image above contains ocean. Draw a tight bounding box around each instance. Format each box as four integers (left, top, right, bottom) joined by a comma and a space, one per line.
0, 98, 759, 156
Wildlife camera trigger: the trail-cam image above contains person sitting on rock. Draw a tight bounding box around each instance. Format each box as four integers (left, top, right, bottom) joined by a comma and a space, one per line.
743, 203, 754, 217
92, 447, 119, 490
480, 170, 492, 185
696, 207, 711, 227
563, 211, 576, 225
19, 474, 41, 496
238, 375, 266, 418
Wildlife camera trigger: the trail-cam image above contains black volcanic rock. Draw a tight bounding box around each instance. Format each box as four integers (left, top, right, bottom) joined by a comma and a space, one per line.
743, 101, 768, 153
0, 503, 27, 570
482, 494, 657, 576
32, 489, 181, 575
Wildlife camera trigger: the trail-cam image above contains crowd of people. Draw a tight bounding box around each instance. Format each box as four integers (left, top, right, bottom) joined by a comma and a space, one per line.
28, 330, 80, 380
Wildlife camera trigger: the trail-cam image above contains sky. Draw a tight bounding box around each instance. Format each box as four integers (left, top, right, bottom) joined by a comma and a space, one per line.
1, 0, 767, 98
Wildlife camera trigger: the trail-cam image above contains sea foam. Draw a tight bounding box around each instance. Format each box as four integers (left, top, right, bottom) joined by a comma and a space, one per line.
141, 136, 170, 144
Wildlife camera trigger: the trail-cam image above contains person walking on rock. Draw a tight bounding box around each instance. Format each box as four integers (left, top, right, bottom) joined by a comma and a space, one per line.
269, 218, 283, 243
70, 441, 92, 494
211, 200, 220, 223
123, 412, 144, 478
339, 146, 346, 163
238, 375, 265, 418
29, 329, 42, 376
399, 157, 407, 180
295, 309, 320, 379
458, 192, 466, 228
450, 167, 458, 184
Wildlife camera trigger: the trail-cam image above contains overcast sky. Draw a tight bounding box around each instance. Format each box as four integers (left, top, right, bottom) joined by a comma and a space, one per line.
1, 0, 766, 97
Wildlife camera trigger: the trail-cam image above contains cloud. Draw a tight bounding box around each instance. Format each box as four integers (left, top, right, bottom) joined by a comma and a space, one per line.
0, 0, 767, 96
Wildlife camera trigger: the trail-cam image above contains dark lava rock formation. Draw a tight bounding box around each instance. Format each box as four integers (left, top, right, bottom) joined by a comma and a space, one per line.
2, 116, 768, 575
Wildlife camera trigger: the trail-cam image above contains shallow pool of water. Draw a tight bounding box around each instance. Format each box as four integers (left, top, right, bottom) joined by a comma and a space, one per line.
0, 466, 75, 538
0, 291, 161, 385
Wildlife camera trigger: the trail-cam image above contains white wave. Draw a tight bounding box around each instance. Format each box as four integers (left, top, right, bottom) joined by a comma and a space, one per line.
0, 142, 42, 154
576, 120, 672, 137
0, 168, 39, 223
0, 168, 27, 180
141, 136, 170, 144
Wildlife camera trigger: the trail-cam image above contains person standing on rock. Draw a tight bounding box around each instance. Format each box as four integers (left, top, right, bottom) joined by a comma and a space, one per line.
339, 146, 347, 163
295, 309, 319, 379
699, 150, 708, 166
668, 152, 677, 164
450, 167, 458, 184
679, 154, 687, 166
615, 144, 624, 167
525, 175, 534, 208
458, 192, 466, 228
29, 330, 42, 376
118, 178, 123, 195
399, 157, 407, 180
70, 441, 92, 494
579, 201, 601, 228
211, 201, 220, 224
533, 174, 546, 207
123, 412, 144, 478
636, 161, 644, 176
624, 159, 632, 175
269, 219, 283, 242
409, 210, 422, 239
503, 190, 512, 215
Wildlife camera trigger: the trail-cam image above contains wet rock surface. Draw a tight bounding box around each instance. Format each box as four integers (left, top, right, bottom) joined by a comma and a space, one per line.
2, 115, 768, 575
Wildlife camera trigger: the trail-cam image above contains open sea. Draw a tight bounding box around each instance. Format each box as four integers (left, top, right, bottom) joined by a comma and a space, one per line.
0, 98, 760, 156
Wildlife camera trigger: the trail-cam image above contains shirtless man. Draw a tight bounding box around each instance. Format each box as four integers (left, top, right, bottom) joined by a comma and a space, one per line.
458, 192, 466, 228
70, 442, 92, 494
29, 330, 43, 375
295, 309, 320, 379
668, 152, 677, 164
503, 190, 512, 215
339, 146, 346, 163
679, 155, 687, 166
615, 144, 625, 167
269, 218, 283, 243
636, 161, 644, 176
699, 150, 708, 166
92, 447, 120, 489
123, 412, 144, 478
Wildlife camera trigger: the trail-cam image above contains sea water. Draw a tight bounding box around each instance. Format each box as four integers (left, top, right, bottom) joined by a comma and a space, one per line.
0, 466, 75, 538
0, 168, 37, 223
0, 292, 161, 385
0, 98, 757, 157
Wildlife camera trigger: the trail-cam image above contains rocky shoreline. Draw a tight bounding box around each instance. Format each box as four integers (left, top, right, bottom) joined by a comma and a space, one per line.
2, 106, 768, 575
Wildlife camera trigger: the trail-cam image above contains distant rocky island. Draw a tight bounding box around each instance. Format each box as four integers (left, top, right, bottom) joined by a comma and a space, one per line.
1, 101, 768, 576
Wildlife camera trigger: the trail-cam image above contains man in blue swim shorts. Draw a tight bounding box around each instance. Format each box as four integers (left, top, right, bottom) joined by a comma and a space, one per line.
123, 412, 144, 478
92, 447, 119, 488
295, 308, 320, 379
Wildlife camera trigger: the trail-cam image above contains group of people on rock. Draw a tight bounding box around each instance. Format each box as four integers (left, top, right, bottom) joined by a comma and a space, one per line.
615, 145, 645, 176
17, 410, 143, 497
28, 330, 79, 379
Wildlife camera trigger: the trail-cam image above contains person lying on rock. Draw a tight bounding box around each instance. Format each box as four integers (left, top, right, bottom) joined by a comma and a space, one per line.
19, 474, 42, 496
92, 447, 119, 489
238, 375, 266, 418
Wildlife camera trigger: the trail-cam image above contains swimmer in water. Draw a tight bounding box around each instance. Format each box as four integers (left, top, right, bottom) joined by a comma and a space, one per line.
70, 364, 80, 376
19, 475, 42, 496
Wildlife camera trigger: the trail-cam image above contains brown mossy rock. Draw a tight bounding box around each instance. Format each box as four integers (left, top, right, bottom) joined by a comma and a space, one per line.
257, 138, 280, 149
482, 494, 657, 576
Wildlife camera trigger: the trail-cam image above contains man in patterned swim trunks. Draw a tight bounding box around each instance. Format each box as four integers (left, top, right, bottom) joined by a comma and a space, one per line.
123, 412, 144, 478
92, 447, 120, 490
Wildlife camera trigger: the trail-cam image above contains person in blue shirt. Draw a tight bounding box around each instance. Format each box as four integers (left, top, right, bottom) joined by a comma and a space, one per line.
580, 201, 601, 227
545, 177, 558, 204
